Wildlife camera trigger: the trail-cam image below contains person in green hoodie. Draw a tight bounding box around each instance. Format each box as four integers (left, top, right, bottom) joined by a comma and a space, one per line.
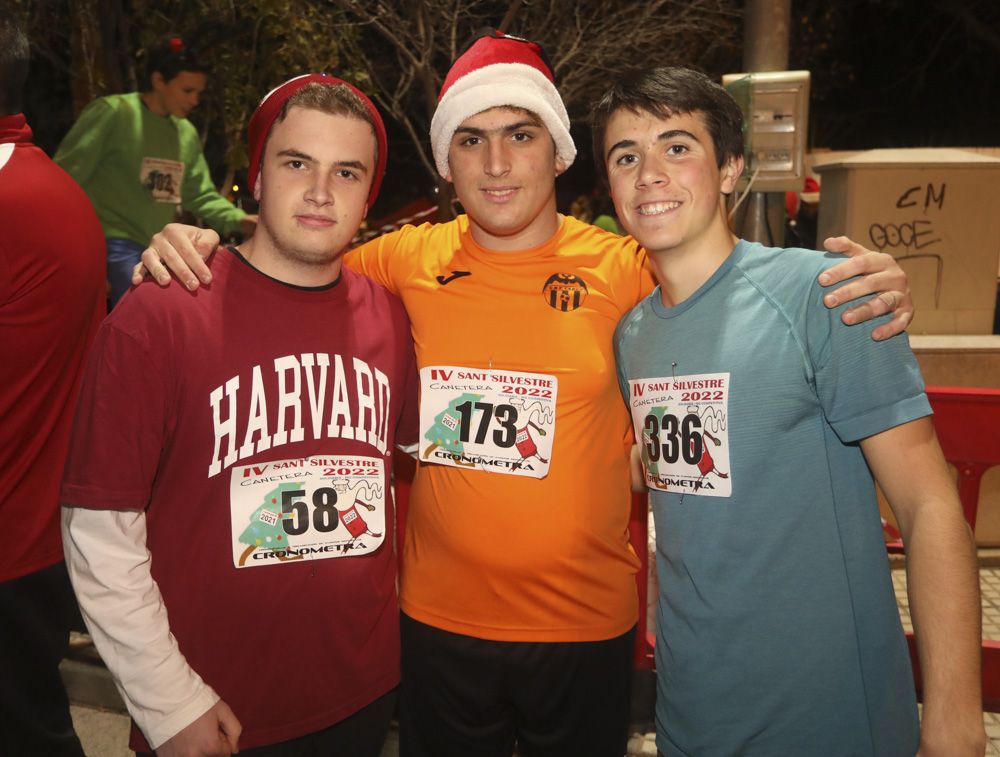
56, 35, 255, 307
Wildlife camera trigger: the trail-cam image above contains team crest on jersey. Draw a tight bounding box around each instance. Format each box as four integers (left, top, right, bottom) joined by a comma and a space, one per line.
542, 273, 588, 312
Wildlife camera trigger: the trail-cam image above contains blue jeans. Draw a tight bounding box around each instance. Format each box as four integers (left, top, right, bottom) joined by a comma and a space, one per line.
106, 237, 145, 309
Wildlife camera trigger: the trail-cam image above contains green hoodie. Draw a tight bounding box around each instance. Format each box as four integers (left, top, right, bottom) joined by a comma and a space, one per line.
55, 92, 245, 245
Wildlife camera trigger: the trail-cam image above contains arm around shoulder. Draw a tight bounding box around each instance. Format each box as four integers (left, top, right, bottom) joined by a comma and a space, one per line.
817, 235, 914, 340
135, 223, 221, 290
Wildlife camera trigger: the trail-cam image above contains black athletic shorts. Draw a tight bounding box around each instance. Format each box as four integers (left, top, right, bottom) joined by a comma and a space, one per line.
399, 612, 634, 757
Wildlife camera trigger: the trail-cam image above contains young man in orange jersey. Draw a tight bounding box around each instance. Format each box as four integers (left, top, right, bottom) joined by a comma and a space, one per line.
133, 32, 914, 757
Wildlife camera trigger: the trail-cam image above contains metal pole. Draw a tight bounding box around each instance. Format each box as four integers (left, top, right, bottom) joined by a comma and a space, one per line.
741, 0, 790, 247
743, 0, 790, 72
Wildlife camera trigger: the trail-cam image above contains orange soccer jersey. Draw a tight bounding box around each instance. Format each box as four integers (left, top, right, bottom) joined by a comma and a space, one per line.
347, 215, 653, 641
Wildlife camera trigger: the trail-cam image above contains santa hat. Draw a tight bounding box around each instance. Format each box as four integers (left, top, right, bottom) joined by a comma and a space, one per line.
247, 73, 388, 207
429, 30, 576, 179
800, 175, 820, 204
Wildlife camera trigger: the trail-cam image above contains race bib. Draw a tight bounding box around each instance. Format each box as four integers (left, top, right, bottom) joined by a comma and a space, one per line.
230, 455, 385, 568
419, 366, 557, 478
627, 372, 732, 497
139, 157, 184, 203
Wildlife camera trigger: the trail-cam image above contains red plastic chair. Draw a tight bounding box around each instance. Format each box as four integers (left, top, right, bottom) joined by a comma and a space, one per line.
890, 386, 1000, 711
885, 386, 1000, 551
629, 492, 655, 669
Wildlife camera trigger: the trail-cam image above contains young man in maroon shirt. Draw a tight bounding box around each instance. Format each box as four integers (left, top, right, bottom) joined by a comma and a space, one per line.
61, 75, 417, 757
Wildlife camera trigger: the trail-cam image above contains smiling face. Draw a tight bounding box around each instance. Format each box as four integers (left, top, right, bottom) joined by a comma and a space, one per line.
147, 70, 207, 119
250, 106, 374, 284
604, 108, 741, 260
446, 106, 566, 251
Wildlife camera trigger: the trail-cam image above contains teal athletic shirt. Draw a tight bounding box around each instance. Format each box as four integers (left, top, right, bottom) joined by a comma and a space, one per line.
615, 240, 928, 756
55, 92, 245, 245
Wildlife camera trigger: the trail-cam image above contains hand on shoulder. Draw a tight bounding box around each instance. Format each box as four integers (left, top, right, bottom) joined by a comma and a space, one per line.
815, 235, 914, 340
132, 223, 220, 291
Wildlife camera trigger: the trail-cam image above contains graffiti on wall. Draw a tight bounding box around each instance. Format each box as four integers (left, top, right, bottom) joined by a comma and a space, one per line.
868, 183, 945, 306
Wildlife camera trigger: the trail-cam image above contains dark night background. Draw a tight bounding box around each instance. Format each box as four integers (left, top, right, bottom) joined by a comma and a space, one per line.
19, 0, 1000, 219
559, 0, 1000, 213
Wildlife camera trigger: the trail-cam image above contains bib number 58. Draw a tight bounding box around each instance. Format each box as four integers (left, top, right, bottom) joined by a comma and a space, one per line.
281, 488, 338, 535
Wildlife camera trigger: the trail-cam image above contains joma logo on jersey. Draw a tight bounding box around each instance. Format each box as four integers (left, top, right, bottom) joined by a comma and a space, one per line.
542, 273, 588, 312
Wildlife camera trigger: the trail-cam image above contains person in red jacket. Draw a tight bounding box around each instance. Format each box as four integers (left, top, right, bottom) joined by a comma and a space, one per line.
0, 19, 106, 756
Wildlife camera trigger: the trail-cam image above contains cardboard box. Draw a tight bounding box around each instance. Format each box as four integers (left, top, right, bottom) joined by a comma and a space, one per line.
815, 148, 1000, 334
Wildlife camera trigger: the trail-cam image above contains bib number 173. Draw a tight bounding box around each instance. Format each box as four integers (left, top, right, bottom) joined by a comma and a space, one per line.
455, 401, 517, 447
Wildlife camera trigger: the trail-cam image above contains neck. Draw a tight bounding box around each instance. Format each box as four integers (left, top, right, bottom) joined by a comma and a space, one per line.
140, 91, 167, 116
649, 205, 739, 308
238, 230, 343, 288
466, 198, 562, 251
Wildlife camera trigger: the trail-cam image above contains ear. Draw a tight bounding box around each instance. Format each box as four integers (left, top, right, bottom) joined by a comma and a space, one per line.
363, 203, 369, 220
554, 155, 569, 177
150, 71, 165, 91
253, 173, 262, 202
720, 154, 743, 194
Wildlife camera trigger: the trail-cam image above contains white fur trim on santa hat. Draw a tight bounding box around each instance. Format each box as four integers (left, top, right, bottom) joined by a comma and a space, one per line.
430, 62, 576, 179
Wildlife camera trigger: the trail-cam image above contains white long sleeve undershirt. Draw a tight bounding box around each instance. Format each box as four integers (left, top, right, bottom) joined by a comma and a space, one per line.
61, 506, 220, 749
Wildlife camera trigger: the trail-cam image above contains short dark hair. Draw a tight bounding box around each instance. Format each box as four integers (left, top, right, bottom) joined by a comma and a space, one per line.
591, 67, 744, 186
268, 82, 381, 168
142, 35, 210, 91
0, 19, 29, 115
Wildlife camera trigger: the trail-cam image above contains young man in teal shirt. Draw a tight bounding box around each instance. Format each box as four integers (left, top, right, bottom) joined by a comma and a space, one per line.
56, 36, 255, 307
598, 67, 984, 756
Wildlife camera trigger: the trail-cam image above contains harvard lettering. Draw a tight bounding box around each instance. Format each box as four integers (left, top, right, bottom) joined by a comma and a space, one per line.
208, 353, 391, 477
